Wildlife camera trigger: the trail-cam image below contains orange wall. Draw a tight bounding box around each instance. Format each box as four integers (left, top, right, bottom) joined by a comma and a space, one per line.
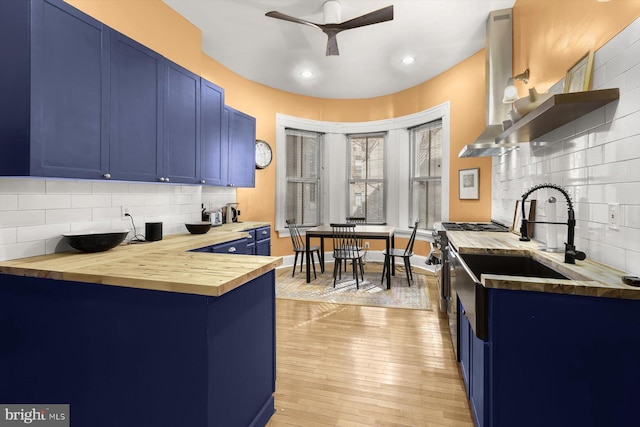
66, 0, 639, 258
512, 0, 640, 95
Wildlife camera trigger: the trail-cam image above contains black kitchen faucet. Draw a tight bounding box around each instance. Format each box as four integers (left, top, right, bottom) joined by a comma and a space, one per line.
519, 183, 587, 264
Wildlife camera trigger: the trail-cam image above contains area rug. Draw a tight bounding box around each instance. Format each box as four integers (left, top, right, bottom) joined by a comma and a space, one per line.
276, 263, 432, 310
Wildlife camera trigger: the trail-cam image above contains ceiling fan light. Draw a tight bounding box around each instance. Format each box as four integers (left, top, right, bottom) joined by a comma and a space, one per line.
401, 56, 415, 65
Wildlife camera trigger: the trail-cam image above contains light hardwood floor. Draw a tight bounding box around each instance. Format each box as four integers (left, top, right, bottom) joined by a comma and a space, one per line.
268, 265, 474, 427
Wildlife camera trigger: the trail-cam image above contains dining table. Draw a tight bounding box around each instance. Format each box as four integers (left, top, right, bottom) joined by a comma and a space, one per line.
305, 224, 396, 288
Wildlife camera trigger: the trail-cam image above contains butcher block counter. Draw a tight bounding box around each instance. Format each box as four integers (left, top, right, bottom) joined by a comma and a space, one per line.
446, 230, 636, 299
0, 221, 280, 427
0, 221, 282, 297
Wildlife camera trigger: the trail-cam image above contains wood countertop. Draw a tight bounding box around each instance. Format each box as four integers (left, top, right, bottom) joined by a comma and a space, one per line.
447, 231, 639, 300
0, 221, 282, 297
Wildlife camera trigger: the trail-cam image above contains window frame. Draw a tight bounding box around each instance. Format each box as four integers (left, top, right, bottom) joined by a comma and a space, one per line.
275, 104, 449, 237
409, 119, 443, 230
283, 128, 323, 228
346, 132, 387, 224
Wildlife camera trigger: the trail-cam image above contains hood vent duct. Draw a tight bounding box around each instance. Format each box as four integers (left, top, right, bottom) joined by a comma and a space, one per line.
459, 8, 519, 158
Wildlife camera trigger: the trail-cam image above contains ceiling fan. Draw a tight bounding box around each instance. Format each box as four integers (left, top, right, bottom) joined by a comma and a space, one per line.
266, 1, 394, 56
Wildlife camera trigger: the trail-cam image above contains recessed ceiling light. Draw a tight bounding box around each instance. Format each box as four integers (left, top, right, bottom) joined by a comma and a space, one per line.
300, 70, 314, 78
401, 56, 415, 65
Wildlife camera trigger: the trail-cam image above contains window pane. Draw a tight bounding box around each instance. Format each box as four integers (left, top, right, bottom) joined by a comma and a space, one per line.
368, 136, 384, 179
350, 137, 366, 179
416, 127, 442, 178
286, 132, 319, 179
348, 133, 386, 223
349, 182, 384, 223
286, 181, 318, 226
414, 180, 441, 229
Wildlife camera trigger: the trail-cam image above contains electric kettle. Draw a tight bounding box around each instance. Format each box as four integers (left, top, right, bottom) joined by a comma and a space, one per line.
225, 203, 239, 223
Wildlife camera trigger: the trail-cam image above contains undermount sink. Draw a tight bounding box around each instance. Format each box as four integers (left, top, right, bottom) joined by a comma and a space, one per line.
460, 253, 569, 281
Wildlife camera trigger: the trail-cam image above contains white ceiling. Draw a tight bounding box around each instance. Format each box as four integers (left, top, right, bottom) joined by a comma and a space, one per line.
163, 0, 516, 99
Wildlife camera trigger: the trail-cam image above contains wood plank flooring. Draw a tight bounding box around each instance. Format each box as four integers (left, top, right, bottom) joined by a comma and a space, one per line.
268, 265, 474, 426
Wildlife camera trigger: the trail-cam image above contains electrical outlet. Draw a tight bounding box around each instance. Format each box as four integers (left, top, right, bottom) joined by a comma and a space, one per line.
364, 241, 370, 249
608, 203, 619, 230
121, 205, 131, 220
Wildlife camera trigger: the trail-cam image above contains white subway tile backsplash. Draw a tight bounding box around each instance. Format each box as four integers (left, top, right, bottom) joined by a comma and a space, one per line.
0, 195, 18, 211
0, 210, 45, 227
0, 241, 46, 262
493, 18, 640, 272
625, 249, 640, 276
46, 179, 92, 194
0, 178, 46, 194
0, 228, 17, 245
92, 207, 121, 221
92, 181, 130, 194
70, 220, 117, 234
17, 223, 70, 243
46, 208, 92, 224
71, 194, 112, 208
18, 194, 71, 210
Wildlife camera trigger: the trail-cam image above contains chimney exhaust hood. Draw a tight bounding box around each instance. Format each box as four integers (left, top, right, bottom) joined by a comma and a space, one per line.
459, 8, 518, 158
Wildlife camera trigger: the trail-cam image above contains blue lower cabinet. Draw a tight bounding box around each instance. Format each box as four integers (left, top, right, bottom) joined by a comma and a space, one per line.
254, 226, 271, 256
212, 238, 248, 255
459, 288, 640, 427
0, 272, 276, 427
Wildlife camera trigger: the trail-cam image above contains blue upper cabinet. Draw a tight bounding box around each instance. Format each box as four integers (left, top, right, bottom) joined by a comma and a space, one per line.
109, 32, 164, 182
0, 0, 109, 179
225, 106, 256, 187
200, 79, 226, 186
0, 0, 256, 187
164, 61, 201, 184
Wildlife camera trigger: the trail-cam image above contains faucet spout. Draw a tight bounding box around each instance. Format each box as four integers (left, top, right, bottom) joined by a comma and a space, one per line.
519, 183, 586, 264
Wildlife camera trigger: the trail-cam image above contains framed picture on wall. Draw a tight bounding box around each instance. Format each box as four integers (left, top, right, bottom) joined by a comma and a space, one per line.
459, 168, 479, 200
564, 51, 594, 93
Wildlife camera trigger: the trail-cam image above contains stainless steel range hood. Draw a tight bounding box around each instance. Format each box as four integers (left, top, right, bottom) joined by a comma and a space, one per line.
459, 8, 517, 158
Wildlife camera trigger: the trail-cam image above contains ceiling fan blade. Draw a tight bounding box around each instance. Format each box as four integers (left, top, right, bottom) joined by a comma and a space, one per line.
337, 5, 394, 31
265, 11, 321, 30
324, 29, 340, 56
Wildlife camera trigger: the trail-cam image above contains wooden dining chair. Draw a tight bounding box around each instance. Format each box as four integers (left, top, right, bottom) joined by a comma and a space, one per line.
344, 216, 366, 271
330, 223, 365, 289
381, 220, 419, 287
286, 219, 322, 279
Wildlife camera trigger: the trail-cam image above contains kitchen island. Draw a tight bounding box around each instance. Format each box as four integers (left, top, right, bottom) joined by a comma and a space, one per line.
0, 222, 282, 427
447, 231, 639, 427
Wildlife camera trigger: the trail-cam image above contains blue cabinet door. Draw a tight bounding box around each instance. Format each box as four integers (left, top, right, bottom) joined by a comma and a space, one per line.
200, 79, 225, 186
470, 332, 489, 427
164, 61, 200, 184
225, 106, 256, 187
212, 239, 248, 255
109, 31, 164, 182
30, 0, 109, 179
458, 298, 471, 396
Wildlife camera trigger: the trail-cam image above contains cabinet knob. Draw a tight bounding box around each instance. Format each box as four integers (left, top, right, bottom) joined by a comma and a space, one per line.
261, 230, 268, 235
228, 247, 237, 253
159, 177, 165, 182
103, 173, 111, 179
165, 177, 170, 182
228, 183, 235, 187
201, 180, 205, 184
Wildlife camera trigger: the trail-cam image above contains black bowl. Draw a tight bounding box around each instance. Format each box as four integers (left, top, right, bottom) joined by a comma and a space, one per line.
185, 222, 212, 234
63, 230, 129, 253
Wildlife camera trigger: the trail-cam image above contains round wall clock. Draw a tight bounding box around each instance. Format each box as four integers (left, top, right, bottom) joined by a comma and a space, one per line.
255, 140, 273, 169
